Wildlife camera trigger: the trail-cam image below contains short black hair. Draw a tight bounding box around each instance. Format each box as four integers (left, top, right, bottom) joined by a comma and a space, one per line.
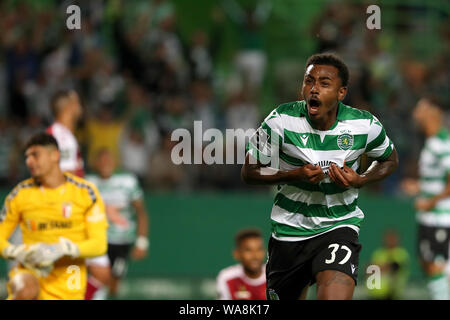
25, 132, 59, 151
50, 89, 71, 117
305, 53, 349, 87
235, 228, 263, 248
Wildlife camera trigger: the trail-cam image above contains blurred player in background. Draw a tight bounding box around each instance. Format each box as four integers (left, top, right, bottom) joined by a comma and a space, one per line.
404, 98, 450, 299
0, 133, 107, 299
47, 90, 111, 299
86, 149, 149, 299
367, 229, 410, 300
47, 90, 84, 176
216, 228, 266, 300
242, 53, 398, 300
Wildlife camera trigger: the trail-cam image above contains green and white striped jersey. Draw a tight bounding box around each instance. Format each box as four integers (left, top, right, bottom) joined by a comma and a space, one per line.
86, 172, 144, 244
417, 128, 450, 227
246, 100, 394, 241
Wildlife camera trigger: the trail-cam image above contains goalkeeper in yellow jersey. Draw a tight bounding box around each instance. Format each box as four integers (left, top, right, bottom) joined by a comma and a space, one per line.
0, 132, 108, 300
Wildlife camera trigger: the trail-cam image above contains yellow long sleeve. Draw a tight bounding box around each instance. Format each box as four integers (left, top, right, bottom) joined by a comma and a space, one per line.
77, 195, 108, 258
0, 195, 20, 256
76, 225, 107, 258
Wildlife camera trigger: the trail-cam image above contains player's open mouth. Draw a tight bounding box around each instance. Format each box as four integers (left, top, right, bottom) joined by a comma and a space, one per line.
307, 97, 321, 115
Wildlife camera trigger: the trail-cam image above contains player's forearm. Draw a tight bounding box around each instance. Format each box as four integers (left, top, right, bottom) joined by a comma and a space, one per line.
136, 208, 149, 238
427, 180, 450, 207
132, 200, 149, 238
241, 153, 296, 185
359, 149, 399, 187
241, 163, 294, 185
76, 234, 107, 258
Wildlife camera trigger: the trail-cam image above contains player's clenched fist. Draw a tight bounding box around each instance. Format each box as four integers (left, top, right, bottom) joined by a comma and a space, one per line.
289, 164, 325, 184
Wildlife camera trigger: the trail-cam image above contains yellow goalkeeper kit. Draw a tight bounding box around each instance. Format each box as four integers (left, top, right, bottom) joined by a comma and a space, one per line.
0, 173, 108, 300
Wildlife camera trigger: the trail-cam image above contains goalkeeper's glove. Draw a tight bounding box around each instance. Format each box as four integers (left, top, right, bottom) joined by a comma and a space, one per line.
2, 244, 29, 263
26, 237, 80, 268
2, 244, 53, 277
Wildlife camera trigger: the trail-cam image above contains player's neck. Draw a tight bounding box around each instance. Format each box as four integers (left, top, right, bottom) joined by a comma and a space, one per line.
243, 267, 263, 280
56, 115, 76, 133
38, 170, 66, 189
424, 121, 441, 137
310, 105, 338, 131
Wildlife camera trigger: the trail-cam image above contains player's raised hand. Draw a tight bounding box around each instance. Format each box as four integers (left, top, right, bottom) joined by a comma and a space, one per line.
290, 164, 325, 184
328, 162, 364, 188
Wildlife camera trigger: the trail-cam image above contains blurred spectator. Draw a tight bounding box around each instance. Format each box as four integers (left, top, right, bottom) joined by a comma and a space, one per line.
120, 118, 160, 183
0, 117, 20, 185
83, 104, 125, 169
187, 31, 214, 82
119, 83, 160, 182
157, 94, 193, 133
88, 55, 125, 113
145, 42, 180, 95
224, 89, 259, 131
18, 114, 46, 151
5, 34, 40, 121
312, 1, 355, 53
147, 133, 187, 191
145, 2, 187, 88
367, 230, 410, 300
221, 0, 272, 93
190, 80, 217, 131
120, 125, 152, 184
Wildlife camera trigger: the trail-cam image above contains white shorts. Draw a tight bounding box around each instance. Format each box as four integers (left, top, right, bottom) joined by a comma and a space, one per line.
86, 254, 110, 267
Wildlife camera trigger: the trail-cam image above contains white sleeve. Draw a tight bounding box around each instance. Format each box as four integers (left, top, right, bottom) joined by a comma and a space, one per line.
246, 108, 283, 166
364, 116, 394, 160
216, 271, 232, 300
440, 154, 450, 175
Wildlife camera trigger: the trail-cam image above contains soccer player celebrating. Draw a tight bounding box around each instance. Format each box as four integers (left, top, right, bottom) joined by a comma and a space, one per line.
411, 98, 450, 300
241, 53, 398, 300
216, 228, 266, 300
0, 133, 108, 300
85, 149, 149, 299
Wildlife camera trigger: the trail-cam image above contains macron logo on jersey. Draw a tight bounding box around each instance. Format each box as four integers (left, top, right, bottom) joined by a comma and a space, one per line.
300, 134, 309, 146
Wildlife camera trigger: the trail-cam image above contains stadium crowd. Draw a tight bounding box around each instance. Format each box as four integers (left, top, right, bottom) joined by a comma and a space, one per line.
0, 0, 448, 193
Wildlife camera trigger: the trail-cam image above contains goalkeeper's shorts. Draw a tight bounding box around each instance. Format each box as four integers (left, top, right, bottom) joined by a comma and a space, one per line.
7, 259, 87, 300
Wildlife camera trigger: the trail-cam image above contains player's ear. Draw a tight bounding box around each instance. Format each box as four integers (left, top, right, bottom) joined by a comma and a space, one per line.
232, 249, 240, 261
338, 86, 347, 101
51, 148, 60, 163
